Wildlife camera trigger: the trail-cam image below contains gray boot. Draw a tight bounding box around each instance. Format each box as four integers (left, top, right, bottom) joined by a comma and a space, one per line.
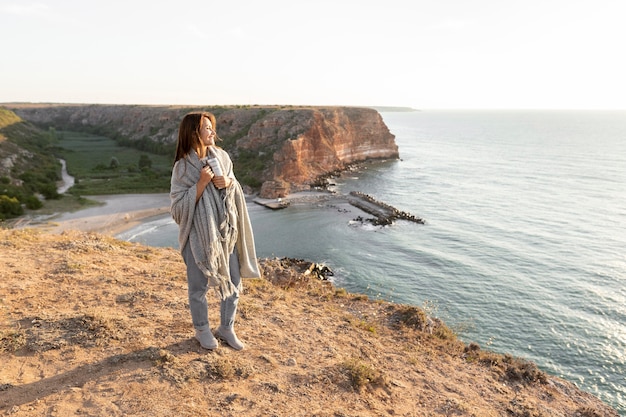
215, 325, 244, 350
195, 326, 218, 350
217, 293, 244, 350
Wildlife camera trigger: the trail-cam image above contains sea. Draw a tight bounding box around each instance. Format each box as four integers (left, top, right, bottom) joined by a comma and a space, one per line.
118, 110, 626, 414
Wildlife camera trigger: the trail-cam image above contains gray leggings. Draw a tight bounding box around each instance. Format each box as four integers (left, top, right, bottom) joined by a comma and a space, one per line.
182, 242, 240, 330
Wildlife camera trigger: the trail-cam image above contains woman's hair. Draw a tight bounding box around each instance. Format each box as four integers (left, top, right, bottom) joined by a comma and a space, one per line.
173, 111, 219, 164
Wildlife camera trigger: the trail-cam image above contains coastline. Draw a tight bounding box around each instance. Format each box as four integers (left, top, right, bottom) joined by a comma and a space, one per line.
15, 191, 338, 238
15, 188, 424, 239
15, 193, 172, 236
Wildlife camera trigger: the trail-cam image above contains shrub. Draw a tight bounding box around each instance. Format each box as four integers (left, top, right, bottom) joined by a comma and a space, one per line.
0, 195, 23, 219
207, 357, 235, 380
38, 183, 60, 200
0, 330, 27, 352
24, 195, 43, 209
138, 154, 152, 170
502, 354, 547, 384
393, 305, 429, 331
341, 357, 385, 391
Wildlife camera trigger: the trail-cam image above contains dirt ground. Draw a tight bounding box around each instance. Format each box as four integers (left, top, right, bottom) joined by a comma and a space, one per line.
0, 228, 619, 417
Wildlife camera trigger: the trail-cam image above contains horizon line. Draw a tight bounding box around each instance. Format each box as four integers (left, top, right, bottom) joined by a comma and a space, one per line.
2, 101, 625, 112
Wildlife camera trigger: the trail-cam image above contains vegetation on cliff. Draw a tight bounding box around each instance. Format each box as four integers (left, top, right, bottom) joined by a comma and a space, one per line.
0, 108, 61, 219
0, 106, 178, 220
0, 229, 618, 416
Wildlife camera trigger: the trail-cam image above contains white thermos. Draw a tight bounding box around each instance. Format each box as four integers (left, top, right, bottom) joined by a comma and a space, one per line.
204, 146, 223, 176
206, 157, 223, 176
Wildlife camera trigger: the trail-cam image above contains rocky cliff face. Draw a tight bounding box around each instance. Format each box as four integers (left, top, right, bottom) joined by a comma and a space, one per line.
237, 107, 398, 197
8, 104, 399, 198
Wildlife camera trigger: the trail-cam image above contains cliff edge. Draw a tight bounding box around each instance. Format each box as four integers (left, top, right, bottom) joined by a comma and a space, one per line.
0, 229, 618, 417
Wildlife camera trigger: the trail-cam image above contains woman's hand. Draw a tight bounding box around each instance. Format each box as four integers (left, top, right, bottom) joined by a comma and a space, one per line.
212, 175, 232, 189
199, 165, 215, 187
196, 166, 215, 202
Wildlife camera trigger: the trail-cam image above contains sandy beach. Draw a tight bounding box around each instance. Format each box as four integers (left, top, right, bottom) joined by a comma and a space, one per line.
18, 193, 172, 236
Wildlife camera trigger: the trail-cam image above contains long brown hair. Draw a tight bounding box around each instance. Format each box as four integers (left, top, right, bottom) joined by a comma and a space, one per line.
173, 111, 219, 165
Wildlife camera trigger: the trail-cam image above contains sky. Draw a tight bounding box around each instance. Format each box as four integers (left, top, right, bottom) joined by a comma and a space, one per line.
1, 0, 625, 110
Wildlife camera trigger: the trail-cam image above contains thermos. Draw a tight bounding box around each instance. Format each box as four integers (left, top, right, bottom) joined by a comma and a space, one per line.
203, 146, 223, 176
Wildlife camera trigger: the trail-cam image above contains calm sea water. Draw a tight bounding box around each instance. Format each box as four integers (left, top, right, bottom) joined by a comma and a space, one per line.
119, 110, 626, 414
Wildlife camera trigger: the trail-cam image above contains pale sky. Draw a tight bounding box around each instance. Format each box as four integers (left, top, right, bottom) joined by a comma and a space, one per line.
1, 0, 624, 109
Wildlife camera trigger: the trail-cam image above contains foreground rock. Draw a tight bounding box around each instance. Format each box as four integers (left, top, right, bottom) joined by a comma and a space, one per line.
0, 229, 618, 416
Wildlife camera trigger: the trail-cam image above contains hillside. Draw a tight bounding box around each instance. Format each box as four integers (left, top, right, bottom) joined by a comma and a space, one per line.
0, 107, 62, 219
0, 229, 618, 417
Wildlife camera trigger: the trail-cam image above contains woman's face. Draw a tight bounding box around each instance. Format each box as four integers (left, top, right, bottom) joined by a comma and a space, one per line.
199, 116, 215, 147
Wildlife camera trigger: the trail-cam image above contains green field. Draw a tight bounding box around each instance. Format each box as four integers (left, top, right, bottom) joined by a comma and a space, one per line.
55, 131, 173, 195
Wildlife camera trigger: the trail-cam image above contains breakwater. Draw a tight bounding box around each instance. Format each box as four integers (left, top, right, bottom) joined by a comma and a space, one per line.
347, 191, 425, 226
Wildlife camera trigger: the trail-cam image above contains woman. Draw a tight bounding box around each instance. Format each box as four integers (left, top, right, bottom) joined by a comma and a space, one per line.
170, 111, 260, 350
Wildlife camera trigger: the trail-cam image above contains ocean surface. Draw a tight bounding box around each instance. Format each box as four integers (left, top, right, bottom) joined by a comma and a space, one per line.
118, 110, 626, 414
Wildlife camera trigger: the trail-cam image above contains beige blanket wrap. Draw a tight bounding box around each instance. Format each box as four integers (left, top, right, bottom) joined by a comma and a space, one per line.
170, 148, 260, 299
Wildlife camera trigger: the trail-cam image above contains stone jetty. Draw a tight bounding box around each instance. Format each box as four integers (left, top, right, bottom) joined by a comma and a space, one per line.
347, 191, 425, 226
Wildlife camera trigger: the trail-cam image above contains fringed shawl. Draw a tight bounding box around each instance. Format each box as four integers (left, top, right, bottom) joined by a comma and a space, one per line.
170, 148, 260, 299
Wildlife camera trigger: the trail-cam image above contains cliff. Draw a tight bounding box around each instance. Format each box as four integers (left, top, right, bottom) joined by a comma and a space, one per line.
6, 104, 399, 198
0, 229, 618, 416
236, 107, 398, 198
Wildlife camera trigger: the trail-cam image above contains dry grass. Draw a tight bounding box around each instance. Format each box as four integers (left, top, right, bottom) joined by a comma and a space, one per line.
0, 229, 619, 417
341, 357, 387, 392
